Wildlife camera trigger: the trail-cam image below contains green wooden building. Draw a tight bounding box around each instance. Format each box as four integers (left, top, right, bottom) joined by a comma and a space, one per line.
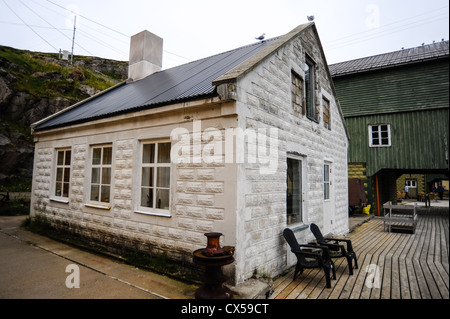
330, 41, 449, 214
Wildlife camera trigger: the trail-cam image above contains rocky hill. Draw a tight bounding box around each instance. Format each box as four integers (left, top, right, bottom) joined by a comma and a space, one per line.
0, 45, 128, 190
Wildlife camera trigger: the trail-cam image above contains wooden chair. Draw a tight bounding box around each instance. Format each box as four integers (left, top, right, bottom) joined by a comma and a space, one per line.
283, 228, 336, 288
310, 223, 358, 275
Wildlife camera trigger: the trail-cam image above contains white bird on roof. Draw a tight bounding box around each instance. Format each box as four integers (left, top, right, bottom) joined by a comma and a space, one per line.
255, 33, 265, 41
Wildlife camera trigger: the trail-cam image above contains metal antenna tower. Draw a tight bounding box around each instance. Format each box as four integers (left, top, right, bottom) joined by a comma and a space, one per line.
70, 15, 77, 65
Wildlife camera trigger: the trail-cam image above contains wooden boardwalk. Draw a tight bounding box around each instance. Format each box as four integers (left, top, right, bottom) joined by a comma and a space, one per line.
270, 212, 449, 299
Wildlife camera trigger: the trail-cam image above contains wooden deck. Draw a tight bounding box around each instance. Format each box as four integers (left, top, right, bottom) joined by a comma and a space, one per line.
270, 212, 449, 299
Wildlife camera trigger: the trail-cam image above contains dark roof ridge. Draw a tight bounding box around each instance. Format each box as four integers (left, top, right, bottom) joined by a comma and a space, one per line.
330, 40, 449, 76
156, 36, 281, 74
214, 22, 314, 85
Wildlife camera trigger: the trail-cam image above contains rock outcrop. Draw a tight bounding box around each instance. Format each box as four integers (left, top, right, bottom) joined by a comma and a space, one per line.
0, 45, 127, 185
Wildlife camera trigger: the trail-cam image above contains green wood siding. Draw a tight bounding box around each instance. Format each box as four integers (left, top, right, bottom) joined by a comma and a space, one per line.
346, 108, 449, 176
333, 59, 449, 117
333, 57, 449, 176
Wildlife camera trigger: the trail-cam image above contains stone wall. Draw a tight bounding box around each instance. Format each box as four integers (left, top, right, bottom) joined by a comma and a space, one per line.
396, 174, 426, 198
348, 163, 367, 180
233, 27, 349, 282
30, 103, 237, 278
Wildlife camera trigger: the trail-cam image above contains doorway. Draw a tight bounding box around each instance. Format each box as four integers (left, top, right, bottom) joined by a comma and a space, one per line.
287, 156, 304, 225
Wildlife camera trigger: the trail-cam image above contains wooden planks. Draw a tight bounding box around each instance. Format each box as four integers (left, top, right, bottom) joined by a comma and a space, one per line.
270, 213, 449, 299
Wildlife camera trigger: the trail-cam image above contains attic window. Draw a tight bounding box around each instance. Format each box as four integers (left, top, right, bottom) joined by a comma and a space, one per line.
323, 97, 331, 130
291, 70, 305, 115
305, 57, 318, 122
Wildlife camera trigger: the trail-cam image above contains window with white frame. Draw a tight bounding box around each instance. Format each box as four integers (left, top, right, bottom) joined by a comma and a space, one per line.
369, 124, 391, 147
405, 179, 417, 188
90, 145, 112, 203
140, 141, 171, 212
54, 148, 71, 198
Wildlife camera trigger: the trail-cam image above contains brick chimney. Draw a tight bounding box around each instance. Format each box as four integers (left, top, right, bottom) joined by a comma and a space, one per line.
128, 30, 163, 82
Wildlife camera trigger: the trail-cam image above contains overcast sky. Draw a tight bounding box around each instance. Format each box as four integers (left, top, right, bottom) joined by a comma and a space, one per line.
0, 0, 448, 69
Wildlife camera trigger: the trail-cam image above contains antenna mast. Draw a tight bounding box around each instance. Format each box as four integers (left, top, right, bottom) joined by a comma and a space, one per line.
70, 15, 77, 65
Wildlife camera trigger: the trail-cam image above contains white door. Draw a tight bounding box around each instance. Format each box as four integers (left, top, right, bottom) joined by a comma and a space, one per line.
323, 162, 333, 234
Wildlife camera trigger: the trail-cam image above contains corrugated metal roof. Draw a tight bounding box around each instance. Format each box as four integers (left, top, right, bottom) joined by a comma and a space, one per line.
329, 41, 449, 77
34, 37, 280, 131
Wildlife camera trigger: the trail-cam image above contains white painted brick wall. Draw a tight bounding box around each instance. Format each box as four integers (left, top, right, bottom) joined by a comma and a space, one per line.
233, 27, 349, 282
31, 123, 235, 269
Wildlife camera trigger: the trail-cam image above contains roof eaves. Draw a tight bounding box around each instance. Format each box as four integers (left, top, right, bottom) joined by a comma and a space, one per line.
30, 80, 127, 131
213, 22, 314, 86
33, 91, 219, 132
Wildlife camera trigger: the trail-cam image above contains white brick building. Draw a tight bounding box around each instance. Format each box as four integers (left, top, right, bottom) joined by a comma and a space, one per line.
31, 23, 349, 285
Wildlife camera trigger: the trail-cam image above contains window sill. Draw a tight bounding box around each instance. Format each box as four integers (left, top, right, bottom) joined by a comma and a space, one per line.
85, 203, 111, 210
287, 223, 309, 232
134, 209, 171, 218
306, 115, 319, 124
50, 197, 69, 204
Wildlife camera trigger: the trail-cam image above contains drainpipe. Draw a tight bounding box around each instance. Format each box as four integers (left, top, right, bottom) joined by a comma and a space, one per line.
376, 174, 380, 216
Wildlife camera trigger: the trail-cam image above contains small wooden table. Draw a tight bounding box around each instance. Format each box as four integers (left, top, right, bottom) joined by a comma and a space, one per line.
383, 201, 418, 233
